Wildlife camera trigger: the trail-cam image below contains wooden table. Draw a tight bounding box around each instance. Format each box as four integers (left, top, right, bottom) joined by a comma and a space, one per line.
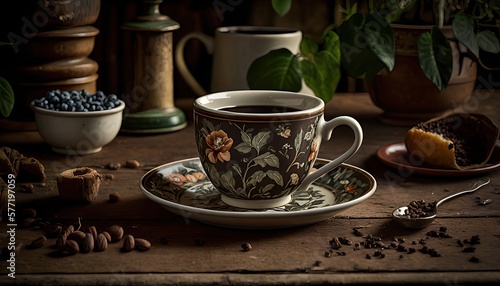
1, 92, 499, 285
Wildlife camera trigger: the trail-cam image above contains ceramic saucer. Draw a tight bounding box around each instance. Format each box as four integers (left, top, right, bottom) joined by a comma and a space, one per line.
139, 158, 377, 229
377, 142, 500, 177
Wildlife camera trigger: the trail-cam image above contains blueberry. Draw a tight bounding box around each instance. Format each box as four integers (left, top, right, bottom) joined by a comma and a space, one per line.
35, 89, 121, 111
104, 102, 115, 109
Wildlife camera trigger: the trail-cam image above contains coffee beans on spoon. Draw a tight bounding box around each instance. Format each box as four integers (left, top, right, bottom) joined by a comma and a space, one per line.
404, 200, 437, 219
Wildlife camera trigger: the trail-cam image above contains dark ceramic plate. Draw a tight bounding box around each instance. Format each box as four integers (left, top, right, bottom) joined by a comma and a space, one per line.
377, 142, 500, 177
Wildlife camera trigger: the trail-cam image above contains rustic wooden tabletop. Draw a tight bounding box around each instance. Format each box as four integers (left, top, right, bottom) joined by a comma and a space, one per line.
1, 92, 499, 285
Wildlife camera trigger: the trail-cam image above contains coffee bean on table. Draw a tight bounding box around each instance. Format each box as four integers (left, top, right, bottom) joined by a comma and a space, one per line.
241, 242, 252, 252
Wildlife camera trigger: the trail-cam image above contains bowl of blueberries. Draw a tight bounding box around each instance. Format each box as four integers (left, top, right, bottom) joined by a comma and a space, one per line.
31, 89, 125, 155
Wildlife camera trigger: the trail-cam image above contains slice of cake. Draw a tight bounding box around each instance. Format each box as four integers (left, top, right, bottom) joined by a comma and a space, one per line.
405, 113, 499, 170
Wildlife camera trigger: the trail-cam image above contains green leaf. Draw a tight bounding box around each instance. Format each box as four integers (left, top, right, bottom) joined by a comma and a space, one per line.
452, 14, 479, 58
240, 130, 251, 144
247, 48, 302, 92
246, 170, 266, 187
294, 129, 303, 151
417, 27, 453, 91
251, 131, 271, 151
301, 51, 341, 102
234, 142, 252, 154
0, 77, 15, 117
266, 170, 284, 186
324, 31, 341, 63
364, 12, 395, 71
204, 163, 220, 186
300, 37, 318, 59
272, 0, 292, 17
254, 152, 280, 168
337, 13, 386, 79
220, 171, 235, 191
476, 30, 500, 53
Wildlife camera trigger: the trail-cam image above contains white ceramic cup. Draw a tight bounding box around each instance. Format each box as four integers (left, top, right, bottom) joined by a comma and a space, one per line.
194, 90, 363, 209
175, 26, 310, 96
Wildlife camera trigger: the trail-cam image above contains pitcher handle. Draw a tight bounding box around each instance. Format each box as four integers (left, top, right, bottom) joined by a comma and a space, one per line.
297, 116, 363, 192
174, 32, 214, 96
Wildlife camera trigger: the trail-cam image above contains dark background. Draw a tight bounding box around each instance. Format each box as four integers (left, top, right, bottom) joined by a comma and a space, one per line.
0, 0, 498, 103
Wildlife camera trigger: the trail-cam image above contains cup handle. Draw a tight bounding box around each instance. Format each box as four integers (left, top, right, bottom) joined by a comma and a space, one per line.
174, 32, 214, 96
297, 116, 363, 192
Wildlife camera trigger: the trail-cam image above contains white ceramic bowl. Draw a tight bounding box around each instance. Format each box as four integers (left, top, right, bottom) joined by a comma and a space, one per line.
31, 100, 125, 155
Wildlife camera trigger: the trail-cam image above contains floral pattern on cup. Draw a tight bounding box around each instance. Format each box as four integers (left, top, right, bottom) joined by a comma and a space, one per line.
196, 116, 320, 201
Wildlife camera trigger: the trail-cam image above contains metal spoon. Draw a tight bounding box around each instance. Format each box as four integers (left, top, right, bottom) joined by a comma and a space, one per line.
392, 178, 491, 230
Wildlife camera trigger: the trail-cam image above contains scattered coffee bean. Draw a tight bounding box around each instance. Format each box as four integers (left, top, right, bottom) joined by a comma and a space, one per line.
379, 253, 386, 258
324, 251, 332, 258
396, 244, 407, 252
68, 231, 86, 242
135, 238, 152, 251
373, 250, 382, 257
22, 208, 37, 218
407, 247, 416, 254
19, 183, 35, 193
353, 227, 364, 237
22, 218, 36, 229
241, 242, 252, 252
106, 163, 121, 170
109, 192, 121, 202
478, 198, 492, 205
108, 225, 124, 242
43, 224, 62, 238
329, 237, 342, 250
56, 233, 67, 251
86, 226, 97, 240
104, 174, 115, 180
122, 235, 135, 252
336, 251, 346, 256
95, 233, 108, 252
469, 256, 480, 263
29, 236, 47, 249
365, 254, 371, 259
63, 240, 79, 255
81, 233, 95, 253
462, 246, 476, 253
470, 235, 481, 245
125, 160, 140, 169
338, 237, 353, 245
101, 231, 112, 243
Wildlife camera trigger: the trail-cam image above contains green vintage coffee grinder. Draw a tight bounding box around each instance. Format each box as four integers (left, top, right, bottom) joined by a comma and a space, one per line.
121, 0, 186, 133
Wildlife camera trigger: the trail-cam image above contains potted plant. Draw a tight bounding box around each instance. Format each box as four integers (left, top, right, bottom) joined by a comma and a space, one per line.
247, 0, 500, 124
0, 43, 14, 118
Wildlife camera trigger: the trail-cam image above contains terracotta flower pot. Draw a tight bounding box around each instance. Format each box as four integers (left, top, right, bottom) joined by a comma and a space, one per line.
367, 24, 477, 126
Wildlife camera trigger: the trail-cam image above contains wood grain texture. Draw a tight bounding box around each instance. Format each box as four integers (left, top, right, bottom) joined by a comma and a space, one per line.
0, 92, 499, 285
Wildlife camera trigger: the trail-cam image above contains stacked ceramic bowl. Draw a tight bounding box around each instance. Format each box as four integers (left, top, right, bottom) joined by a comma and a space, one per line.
12, 0, 101, 121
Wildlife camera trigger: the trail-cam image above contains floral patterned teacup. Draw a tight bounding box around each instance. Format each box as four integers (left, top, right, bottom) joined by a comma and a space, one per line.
194, 90, 363, 209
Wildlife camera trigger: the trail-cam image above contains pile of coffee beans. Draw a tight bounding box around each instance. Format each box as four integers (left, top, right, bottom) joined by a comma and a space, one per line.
404, 199, 437, 218
320, 226, 482, 262
33, 89, 121, 112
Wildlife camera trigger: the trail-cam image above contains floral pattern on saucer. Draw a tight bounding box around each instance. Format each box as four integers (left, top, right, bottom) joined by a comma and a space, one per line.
144, 158, 370, 212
